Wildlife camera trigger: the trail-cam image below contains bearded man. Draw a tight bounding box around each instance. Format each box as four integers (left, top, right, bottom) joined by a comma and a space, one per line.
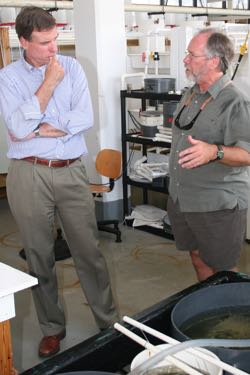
168, 29, 250, 281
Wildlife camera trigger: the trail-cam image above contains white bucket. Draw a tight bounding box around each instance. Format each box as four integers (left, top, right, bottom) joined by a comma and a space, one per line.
139, 110, 163, 137
131, 344, 223, 375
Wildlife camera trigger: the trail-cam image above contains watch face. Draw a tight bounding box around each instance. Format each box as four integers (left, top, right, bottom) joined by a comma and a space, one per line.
217, 146, 224, 160
217, 150, 224, 159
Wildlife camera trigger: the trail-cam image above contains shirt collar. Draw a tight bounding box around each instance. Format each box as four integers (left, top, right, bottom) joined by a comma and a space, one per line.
21, 51, 46, 73
192, 74, 231, 99
208, 74, 231, 98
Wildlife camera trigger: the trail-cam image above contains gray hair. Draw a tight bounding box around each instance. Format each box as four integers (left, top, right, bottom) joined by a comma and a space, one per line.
196, 28, 235, 74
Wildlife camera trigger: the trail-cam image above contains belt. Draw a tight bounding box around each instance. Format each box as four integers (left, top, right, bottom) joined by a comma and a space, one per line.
22, 157, 79, 168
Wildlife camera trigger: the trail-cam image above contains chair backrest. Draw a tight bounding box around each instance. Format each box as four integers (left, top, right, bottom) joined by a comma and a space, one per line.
95, 149, 122, 179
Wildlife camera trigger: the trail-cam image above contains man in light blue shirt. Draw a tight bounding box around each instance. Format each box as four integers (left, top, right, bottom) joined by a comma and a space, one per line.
0, 6, 118, 358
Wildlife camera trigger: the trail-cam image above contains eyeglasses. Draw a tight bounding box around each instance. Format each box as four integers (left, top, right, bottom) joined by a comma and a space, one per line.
174, 94, 213, 130
185, 50, 208, 59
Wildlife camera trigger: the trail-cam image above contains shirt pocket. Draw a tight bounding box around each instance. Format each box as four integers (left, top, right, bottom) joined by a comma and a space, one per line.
194, 111, 224, 144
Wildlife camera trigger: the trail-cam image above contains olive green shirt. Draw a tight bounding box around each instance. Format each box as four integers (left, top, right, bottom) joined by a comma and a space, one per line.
169, 74, 250, 212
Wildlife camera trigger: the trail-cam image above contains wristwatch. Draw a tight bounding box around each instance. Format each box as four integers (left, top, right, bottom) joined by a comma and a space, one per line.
216, 145, 224, 160
34, 126, 40, 137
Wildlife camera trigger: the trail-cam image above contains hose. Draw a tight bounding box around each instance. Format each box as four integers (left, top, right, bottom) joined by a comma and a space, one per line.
129, 338, 250, 375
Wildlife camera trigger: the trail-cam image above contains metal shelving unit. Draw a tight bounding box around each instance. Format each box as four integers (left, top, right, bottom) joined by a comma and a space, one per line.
120, 89, 181, 239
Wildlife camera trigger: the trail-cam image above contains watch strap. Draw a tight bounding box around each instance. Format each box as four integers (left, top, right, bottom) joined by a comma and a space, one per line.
34, 126, 40, 137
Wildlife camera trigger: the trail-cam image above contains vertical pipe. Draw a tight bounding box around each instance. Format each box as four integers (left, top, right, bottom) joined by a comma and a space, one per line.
145, 32, 151, 77
120, 91, 129, 216
155, 33, 159, 76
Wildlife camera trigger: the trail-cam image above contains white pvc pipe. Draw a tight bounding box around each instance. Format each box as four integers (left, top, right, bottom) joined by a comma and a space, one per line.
0, 1, 250, 17
145, 31, 151, 77
155, 32, 159, 76
144, 28, 171, 77
0, 0, 73, 9
124, 3, 250, 16
114, 322, 204, 375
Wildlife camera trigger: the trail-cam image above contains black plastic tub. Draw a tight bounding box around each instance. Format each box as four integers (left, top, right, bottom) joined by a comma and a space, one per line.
20, 271, 250, 375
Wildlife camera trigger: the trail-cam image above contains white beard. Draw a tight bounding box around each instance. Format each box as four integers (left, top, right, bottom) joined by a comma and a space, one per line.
185, 72, 196, 86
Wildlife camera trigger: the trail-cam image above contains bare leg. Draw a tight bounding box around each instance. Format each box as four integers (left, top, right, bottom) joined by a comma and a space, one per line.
190, 250, 215, 281
190, 250, 238, 281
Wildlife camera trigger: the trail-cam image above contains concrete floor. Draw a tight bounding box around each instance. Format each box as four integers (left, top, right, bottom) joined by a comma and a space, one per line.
1, 197, 250, 373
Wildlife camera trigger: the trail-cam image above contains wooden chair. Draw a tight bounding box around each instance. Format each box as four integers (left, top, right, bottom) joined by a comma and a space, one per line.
90, 148, 122, 243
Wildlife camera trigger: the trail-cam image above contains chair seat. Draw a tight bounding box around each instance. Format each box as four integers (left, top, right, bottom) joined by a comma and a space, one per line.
90, 184, 111, 194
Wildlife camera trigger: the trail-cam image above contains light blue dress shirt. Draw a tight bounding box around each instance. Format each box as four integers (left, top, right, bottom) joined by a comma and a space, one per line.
0, 53, 93, 160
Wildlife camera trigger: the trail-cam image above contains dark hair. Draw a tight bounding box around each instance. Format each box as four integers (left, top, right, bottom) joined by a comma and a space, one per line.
15, 6, 56, 41
197, 29, 234, 74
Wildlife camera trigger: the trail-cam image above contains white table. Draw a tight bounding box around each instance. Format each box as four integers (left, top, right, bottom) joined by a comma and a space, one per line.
0, 262, 38, 375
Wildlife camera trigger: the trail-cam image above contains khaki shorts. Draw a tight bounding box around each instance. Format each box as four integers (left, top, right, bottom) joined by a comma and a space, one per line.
167, 196, 247, 270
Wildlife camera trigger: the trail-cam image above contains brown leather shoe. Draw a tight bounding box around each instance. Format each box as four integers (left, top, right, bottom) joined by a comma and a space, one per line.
38, 330, 66, 358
